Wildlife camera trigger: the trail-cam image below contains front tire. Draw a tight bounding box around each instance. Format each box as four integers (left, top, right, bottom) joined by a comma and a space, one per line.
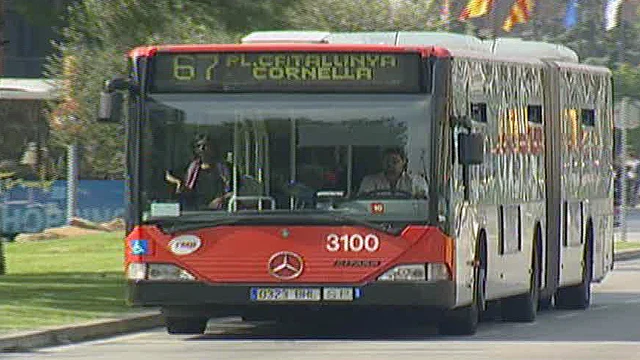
438, 240, 486, 336
166, 317, 208, 335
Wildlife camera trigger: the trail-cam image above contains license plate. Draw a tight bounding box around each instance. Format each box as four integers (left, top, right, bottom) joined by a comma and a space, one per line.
322, 287, 354, 301
250, 287, 321, 301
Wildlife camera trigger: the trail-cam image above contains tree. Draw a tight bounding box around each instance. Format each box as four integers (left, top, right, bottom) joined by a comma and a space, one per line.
613, 64, 640, 155
286, 0, 442, 31
46, 0, 640, 177
46, 0, 294, 179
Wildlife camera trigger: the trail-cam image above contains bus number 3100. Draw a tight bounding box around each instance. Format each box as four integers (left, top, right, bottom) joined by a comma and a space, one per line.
325, 234, 380, 252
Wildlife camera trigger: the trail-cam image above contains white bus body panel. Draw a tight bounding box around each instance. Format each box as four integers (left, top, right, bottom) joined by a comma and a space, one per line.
449, 55, 547, 302
452, 202, 477, 307
554, 62, 614, 287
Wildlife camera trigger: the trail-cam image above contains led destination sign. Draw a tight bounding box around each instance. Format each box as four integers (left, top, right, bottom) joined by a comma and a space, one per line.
150, 52, 424, 93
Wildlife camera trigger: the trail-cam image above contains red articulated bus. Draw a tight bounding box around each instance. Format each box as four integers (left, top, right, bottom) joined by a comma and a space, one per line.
99, 31, 614, 336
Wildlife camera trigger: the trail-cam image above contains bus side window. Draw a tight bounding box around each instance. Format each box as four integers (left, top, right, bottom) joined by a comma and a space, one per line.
581, 109, 595, 127
470, 103, 487, 123
528, 105, 543, 124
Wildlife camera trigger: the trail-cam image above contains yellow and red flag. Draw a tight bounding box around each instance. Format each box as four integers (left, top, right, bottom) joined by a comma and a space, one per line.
459, 0, 494, 20
502, 0, 535, 32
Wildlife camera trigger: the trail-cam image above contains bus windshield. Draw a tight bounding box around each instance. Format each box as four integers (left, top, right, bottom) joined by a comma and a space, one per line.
141, 93, 432, 224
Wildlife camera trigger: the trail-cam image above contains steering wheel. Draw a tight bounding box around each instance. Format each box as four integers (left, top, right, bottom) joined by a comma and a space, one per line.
356, 189, 413, 199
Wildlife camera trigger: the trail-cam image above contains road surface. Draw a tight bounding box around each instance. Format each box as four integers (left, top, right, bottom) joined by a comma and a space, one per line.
617, 207, 640, 238
5, 258, 640, 360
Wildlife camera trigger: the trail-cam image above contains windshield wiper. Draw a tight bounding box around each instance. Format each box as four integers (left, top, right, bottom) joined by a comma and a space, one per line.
318, 212, 402, 235
153, 216, 245, 234
153, 212, 402, 235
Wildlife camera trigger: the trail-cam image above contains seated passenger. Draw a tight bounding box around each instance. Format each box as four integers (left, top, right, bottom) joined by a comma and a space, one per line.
357, 147, 428, 198
165, 134, 232, 210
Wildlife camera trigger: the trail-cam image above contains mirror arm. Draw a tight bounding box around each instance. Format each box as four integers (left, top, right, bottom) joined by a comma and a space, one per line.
105, 77, 131, 92
451, 115, 473, 130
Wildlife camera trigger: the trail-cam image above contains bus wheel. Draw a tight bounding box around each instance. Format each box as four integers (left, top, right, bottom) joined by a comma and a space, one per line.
538, 296, 553, 311
438, 287, 479, 336
438, 240, 485, 336
166, 317, 208, 335
502, 240, 540, 322
555, 231, 592, 310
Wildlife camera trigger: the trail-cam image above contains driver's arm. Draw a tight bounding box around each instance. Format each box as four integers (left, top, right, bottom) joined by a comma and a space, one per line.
357, 175, 376, 195
412, 175, 429, 198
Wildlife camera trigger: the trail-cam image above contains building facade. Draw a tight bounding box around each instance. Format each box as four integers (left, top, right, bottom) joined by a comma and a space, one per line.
1, 0, 71, 77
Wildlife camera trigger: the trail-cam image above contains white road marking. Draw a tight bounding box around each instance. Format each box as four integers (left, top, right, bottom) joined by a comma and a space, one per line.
46, 330, 160, 352
555, 312, 580, 319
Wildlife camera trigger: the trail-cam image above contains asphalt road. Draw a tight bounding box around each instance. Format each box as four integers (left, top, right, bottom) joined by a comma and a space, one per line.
620, 207, 640, 232
6, 258, 640, 360
615, 207, 640, 242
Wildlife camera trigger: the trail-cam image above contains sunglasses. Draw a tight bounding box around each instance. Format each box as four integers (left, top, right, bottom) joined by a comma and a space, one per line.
195, 142, 209, 150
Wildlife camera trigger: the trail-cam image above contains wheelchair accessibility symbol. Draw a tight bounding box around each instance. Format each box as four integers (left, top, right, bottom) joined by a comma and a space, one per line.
130, 239, 149, 255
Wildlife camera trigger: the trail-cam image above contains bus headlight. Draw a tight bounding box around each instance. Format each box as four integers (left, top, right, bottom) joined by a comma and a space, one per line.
376, 263, 451, 282
127, 263, 196, 281
426, 263, 451, 281
377, 264, 426, 281
127, 263, 146, 280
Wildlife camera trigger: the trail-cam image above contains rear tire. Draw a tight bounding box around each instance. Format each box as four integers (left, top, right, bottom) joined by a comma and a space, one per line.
438, 302, 478, 336
166, 317, 208, 334
555, 235, 592, 310
538, 296, 553, 311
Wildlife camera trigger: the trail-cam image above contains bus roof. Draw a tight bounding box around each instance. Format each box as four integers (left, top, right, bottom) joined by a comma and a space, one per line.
242, 31, 580, 63
128, 43, 450, 59
129, 31, 582, 66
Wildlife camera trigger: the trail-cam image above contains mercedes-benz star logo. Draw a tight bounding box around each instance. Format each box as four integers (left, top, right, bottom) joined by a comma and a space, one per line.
268, 251, 304, 280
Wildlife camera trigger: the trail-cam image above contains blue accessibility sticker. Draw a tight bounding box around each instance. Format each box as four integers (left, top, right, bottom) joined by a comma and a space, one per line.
130, 239, 149, 255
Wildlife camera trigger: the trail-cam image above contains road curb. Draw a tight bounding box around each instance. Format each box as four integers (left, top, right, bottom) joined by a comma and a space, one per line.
0, 312, 164, 353
614, 249, 640, 262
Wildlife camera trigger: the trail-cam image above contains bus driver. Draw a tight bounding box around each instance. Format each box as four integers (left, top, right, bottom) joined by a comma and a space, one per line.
357, 147, 428, 198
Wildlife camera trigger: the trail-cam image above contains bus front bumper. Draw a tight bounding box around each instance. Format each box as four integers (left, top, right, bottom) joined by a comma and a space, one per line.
128, 280, 455, 315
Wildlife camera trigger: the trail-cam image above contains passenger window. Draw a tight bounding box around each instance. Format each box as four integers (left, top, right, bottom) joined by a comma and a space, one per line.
527, 105, 543, 124
581, 109, 595, 127
470, 103, 487, 123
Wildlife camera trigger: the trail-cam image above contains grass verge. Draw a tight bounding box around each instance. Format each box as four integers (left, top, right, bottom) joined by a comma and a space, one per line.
614, 240, 640, 252
0, 232, 141, 334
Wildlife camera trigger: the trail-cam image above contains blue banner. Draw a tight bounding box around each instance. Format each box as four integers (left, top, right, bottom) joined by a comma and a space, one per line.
0, 180, 125, 234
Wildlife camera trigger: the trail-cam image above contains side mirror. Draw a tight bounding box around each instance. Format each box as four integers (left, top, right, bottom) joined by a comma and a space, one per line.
458, 132, 484, 165
97, 91, 123, 123
97, 77, 130, 123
